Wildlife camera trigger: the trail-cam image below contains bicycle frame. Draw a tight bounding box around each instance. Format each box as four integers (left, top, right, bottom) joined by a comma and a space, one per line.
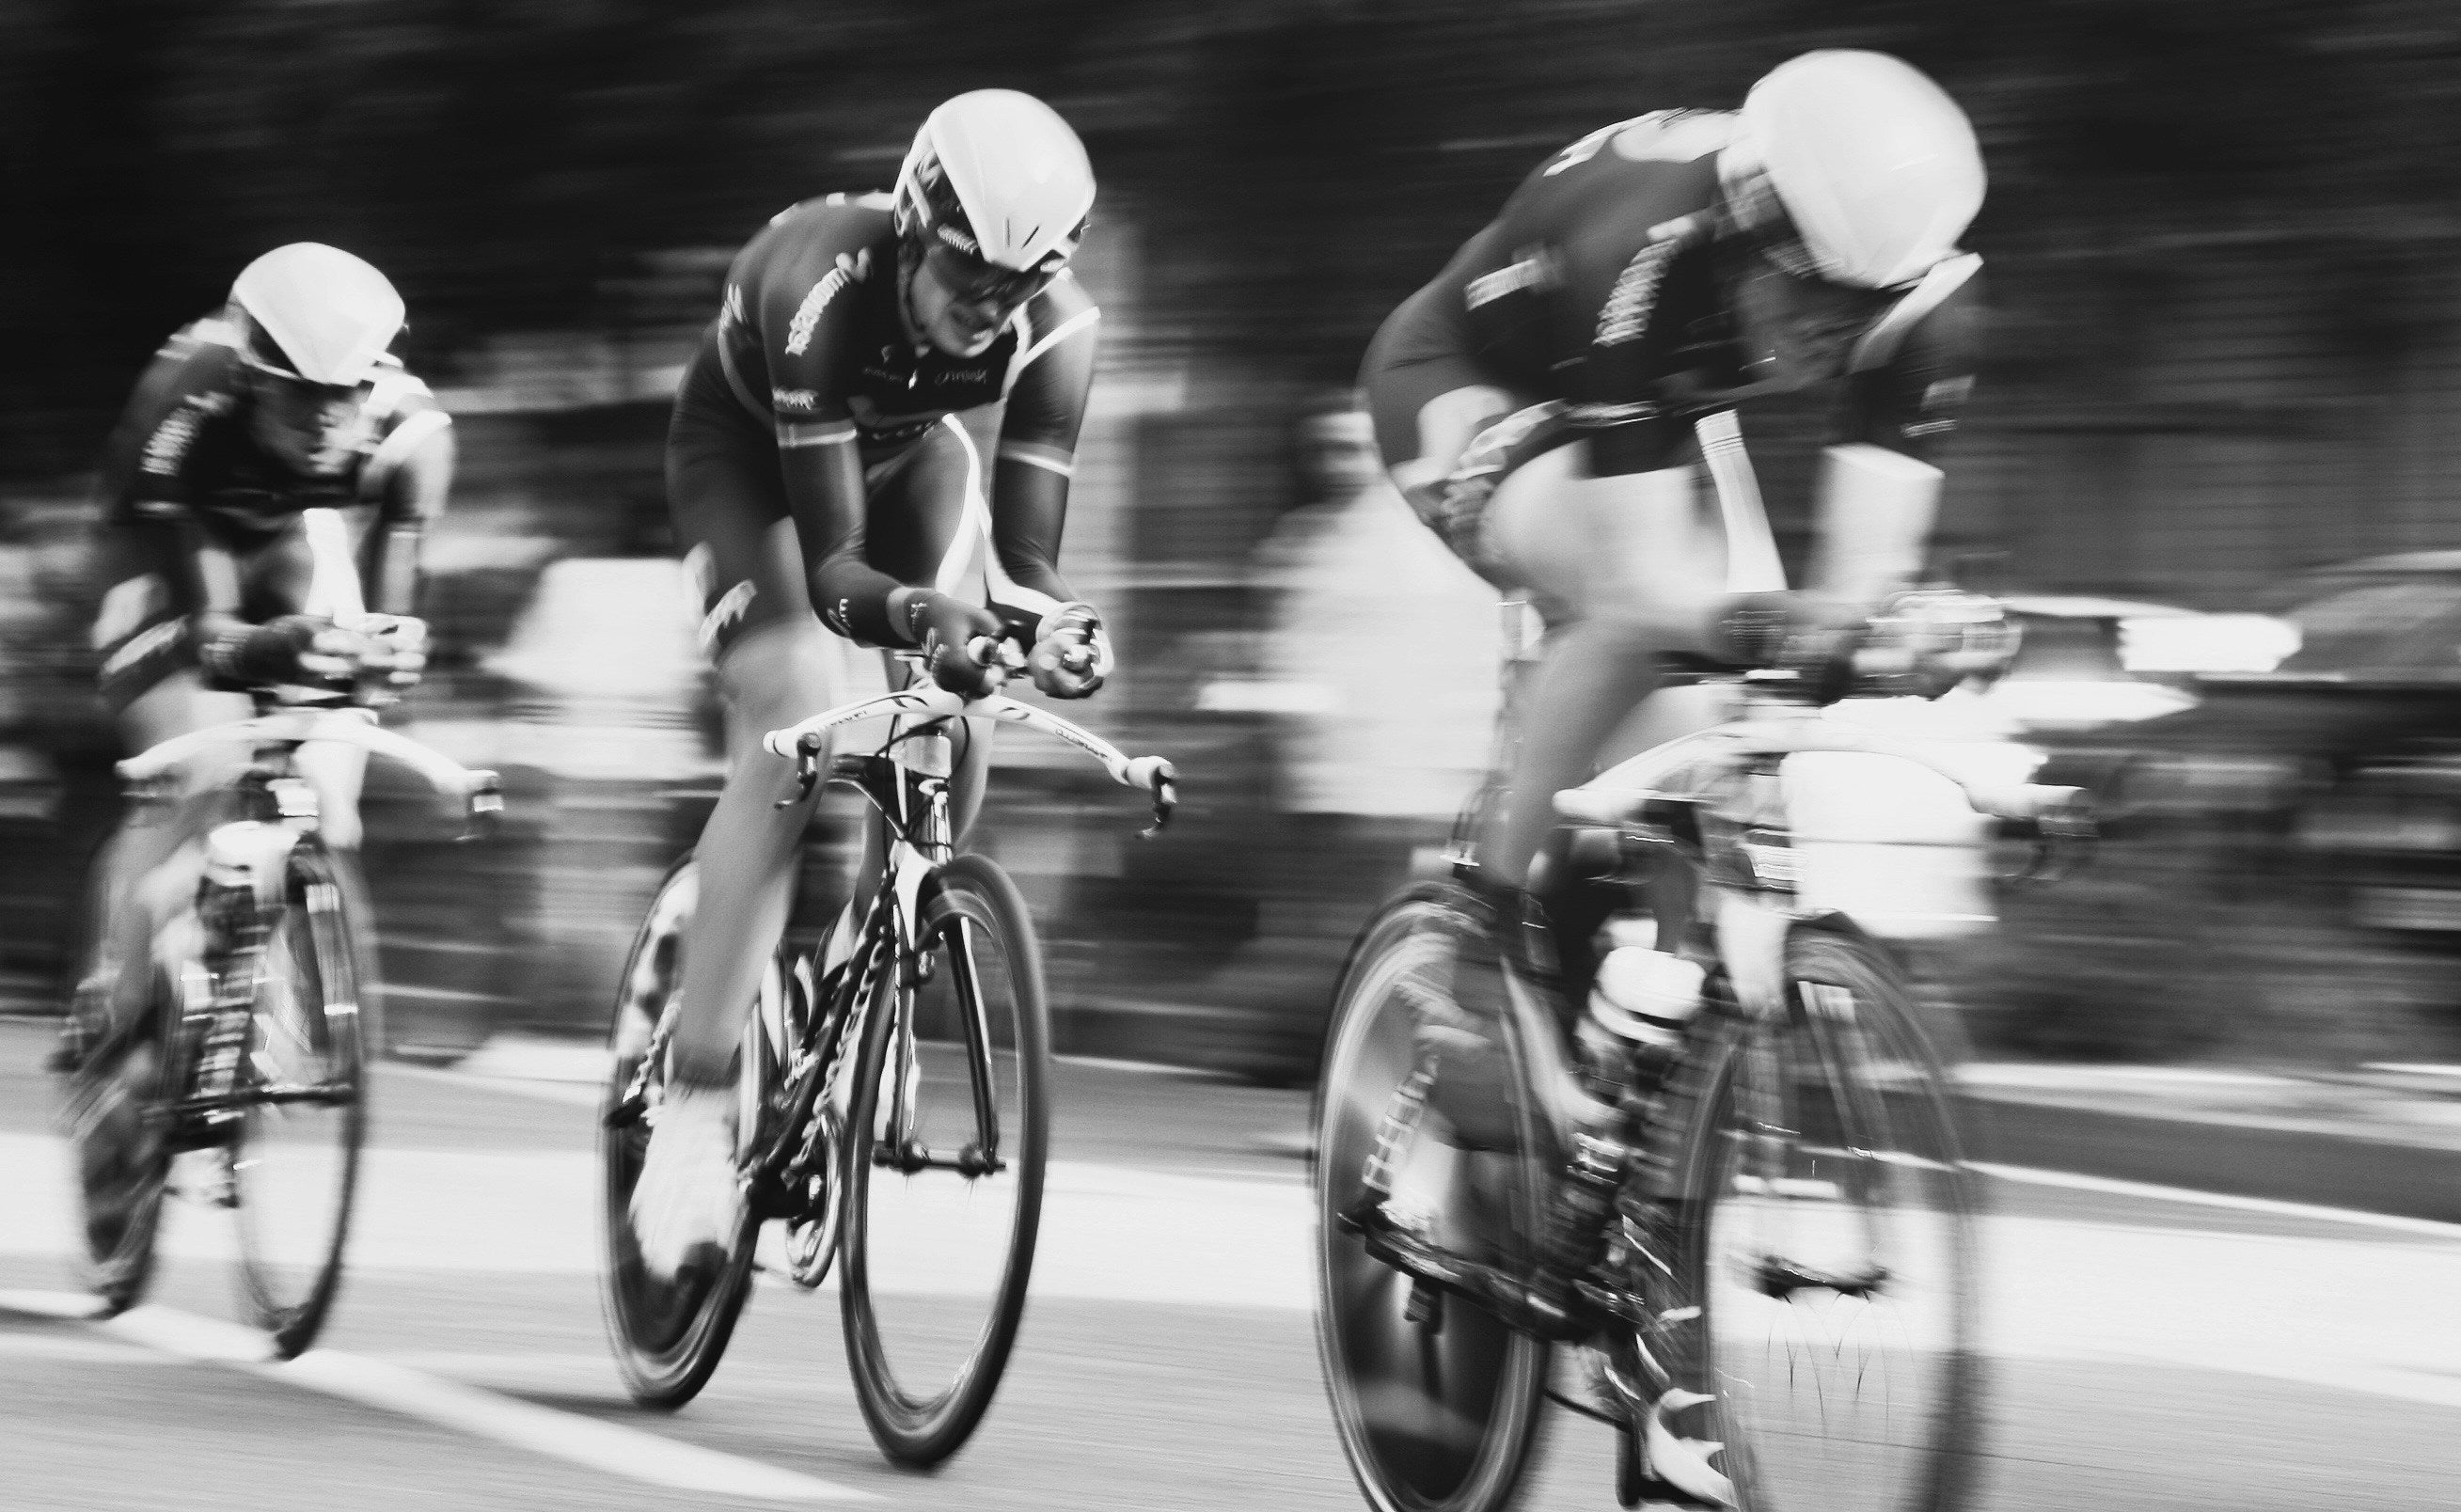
738, 672, 1179, 1210
1555, 675, 2083, 1021
114, 703, 499, 1149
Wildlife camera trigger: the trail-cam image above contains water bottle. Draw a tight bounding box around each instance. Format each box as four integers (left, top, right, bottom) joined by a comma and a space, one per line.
1579, 945, 1706, 1098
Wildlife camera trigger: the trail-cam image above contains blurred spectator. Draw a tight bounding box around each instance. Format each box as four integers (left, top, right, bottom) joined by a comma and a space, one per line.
1184, 391, 1501, 1068
1250, 389, 1500, 822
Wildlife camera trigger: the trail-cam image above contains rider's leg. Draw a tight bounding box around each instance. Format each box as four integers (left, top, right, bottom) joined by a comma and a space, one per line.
1478, 448, 1727, 896
75, 523, 241, 1053
668, 610, 837, 1087
635, 365, 838, 1279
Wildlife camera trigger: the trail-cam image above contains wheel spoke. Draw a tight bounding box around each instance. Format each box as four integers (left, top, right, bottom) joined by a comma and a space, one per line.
1680, 936, 1980, 1512
230, 846, 366, 1358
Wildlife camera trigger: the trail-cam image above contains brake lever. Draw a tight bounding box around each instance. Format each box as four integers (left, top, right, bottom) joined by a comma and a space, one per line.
1142, 775, 1178, 841
456, 770, 504, 843
777, 735, 824, 810
2004, 798, 2098, 888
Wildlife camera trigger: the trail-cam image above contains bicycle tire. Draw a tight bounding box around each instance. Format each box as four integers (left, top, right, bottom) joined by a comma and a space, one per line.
1312, 883, 1555, 1512
1651, 921, 1984, 1512
71, 959, 189, 1317
597, 855, 761, 1408
839, 852, 1049, 1467
232, 838, 371, 1358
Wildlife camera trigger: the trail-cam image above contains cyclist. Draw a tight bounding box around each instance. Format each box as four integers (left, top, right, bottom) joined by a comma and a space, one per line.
1360, 51, 1986, 1141
60, 243, 449, 1193
629, 88, 1112, 1281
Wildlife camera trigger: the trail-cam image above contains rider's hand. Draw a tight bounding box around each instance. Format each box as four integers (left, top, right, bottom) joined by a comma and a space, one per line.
1856, 590, 2017, 698
1027, 602, 1111, 700
1712, 592, 1869, 701
902, 591, 1007, 698
350, 614, 431, 704
202, 614, 360, 690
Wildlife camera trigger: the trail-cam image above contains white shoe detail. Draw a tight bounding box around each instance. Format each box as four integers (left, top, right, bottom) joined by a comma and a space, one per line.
627, 1082, 745, 1283
1646, 1388, 1733, 1505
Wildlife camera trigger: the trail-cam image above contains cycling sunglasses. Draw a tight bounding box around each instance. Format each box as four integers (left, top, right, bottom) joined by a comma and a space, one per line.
239, 328, 366, 402
921, 241, 1059, 308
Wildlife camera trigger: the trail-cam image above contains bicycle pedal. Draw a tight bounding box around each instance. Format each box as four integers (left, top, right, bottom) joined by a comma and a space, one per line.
603, 1092, 647, 1129
1403, 1278, 1444, 1331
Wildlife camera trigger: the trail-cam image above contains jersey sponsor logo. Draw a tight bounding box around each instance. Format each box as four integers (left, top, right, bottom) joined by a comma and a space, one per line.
783, 250, 871, 356
141, 406, 203, 477
99, 618, 184, 679
1570, 399, 1660, 423
930, 367, 990, 386
698, 579, 757, 652
773, 388, 820, 411
1596, 239, 1679, 348
91, 574, 166, 652
1923, 376, 1976, 410
1467, 250, 1558, 309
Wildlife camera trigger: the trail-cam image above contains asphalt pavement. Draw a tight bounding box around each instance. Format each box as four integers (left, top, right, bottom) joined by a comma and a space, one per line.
2, 1018, 2455, 1511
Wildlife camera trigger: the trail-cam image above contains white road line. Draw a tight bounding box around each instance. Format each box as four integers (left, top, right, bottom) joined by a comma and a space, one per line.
0, 1291, 877, 1503
0, 1288, 108, 1320
1976, 1162, 2461, 1240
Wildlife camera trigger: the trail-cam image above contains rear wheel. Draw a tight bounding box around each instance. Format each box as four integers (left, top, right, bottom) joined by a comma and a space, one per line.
1654, 925, 1983, 1512
231, 840, 371, 1358
597, 857, 761, 1407
1313, 884, 1555, 1512
839, 854, 1049, 1467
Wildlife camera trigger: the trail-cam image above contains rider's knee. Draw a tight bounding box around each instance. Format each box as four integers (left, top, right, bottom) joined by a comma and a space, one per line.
716, 617, 841, 735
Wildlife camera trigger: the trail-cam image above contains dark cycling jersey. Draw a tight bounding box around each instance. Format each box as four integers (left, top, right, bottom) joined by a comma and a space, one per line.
704, 191, 1099, 645
1408, 108, 1980, 476
89, 315, 450, 705
101, 315, 448, 542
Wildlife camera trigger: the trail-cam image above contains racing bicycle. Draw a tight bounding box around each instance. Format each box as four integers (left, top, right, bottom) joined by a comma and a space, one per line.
598, 652, 1176, 1466
1314, 617, 2088, 1512
64, 697, 500, 1356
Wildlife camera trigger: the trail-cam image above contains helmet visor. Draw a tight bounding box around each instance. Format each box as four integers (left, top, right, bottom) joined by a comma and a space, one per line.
920, 240, 1059, 310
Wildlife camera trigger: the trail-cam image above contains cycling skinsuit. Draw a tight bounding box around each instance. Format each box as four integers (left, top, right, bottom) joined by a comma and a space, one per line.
1362, 108, 1980, 500
669, 192, 1100, 660
88, 316, 450, 710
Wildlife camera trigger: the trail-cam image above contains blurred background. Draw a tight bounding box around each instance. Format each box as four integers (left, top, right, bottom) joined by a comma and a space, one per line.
5, 0, 2461, 1085
5, 8, 2460, 1512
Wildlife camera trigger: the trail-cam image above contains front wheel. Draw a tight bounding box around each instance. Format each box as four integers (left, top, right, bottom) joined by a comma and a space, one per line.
1312, 884, 1554, 1512
1651, 923, 1984, 1512
839, 853, 1050, 1467
231, 840, 371, 1358
69, 961, 191, 1316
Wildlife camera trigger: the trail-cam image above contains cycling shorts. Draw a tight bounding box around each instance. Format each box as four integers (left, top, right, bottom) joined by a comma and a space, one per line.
668, 344, 991, 663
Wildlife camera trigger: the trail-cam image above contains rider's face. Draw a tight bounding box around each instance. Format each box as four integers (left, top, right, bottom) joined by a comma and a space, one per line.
245, 364, 373, 477
907, 246, 1049, 358
1728, 255, 1894, 388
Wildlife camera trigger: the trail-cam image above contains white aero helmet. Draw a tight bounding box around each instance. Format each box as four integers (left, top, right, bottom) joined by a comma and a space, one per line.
891, 89, 1095, 277
230, 243, 405, 386
1722, 51, 1985, 289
